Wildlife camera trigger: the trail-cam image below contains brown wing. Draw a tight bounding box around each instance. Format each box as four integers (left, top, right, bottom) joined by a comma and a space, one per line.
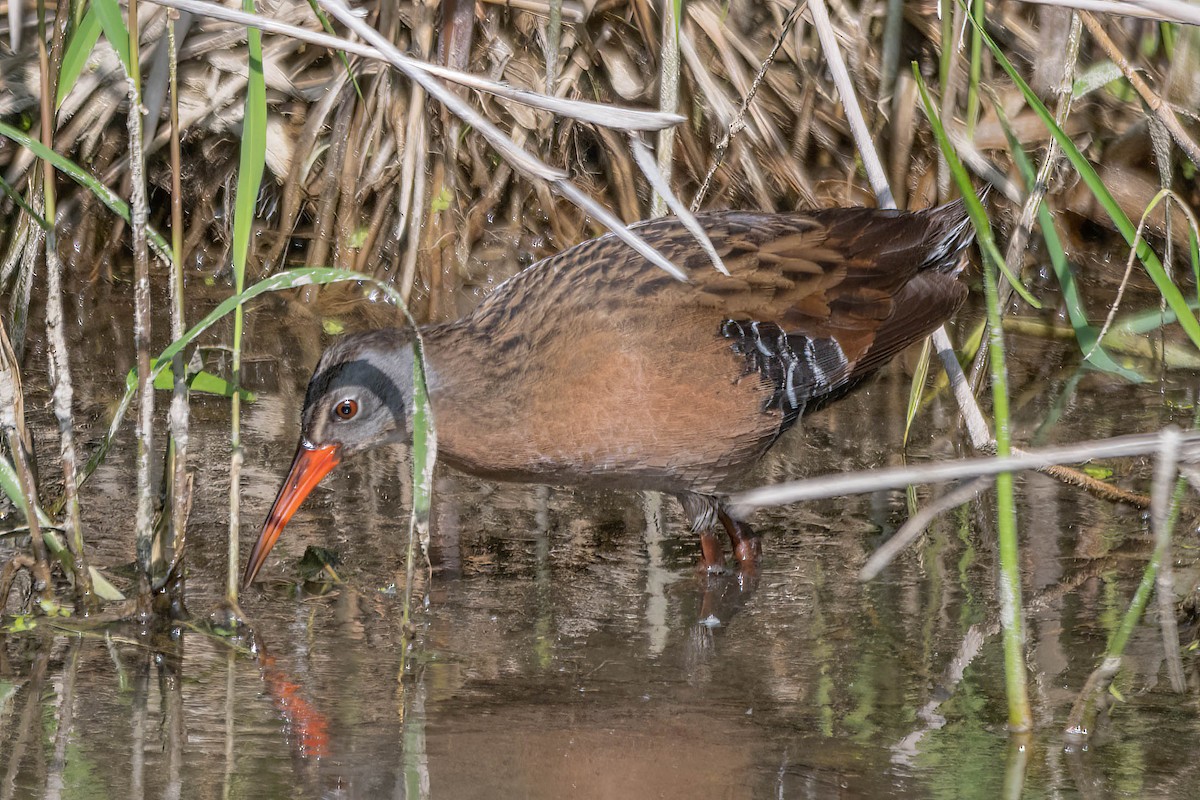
485, 204, 971, 409
448, 203, 971, 491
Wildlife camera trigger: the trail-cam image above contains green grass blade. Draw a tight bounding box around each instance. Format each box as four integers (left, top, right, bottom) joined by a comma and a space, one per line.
0, 121, 172, 261
92, 0, 131, 74
0, 174, 51, 230
916, 61, 1031, 731
973, 13, 1200, 351
57, 5, 104, 109
988, 95, 1141, 382
232, 3, 267, 282
965, 0, 983, 137
911, 73, 1041, 308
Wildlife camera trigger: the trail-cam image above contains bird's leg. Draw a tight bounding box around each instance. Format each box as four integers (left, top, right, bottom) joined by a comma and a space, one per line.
698, 529, 726, 574
677, 492, 731, 574
717, 508, 761, 576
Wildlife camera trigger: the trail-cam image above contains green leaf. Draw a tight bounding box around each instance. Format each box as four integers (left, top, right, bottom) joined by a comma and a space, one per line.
151, 364, 256, 400
972, 12, 1200, 352
0, 121, 172, 262
322, 318, 346, 336
58, 5, 104, 109
987, 93, 1141, 382
1071, 61, 1123, 99
232, 0, 267, 291
1083, 466, 1114, 480
92, 0, 131, 74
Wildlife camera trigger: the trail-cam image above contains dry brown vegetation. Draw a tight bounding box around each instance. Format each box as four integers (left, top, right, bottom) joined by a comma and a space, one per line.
1, 1, 1194, 318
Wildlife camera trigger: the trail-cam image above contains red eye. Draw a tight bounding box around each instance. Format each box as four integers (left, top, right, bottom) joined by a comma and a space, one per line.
334, 399, 359, 420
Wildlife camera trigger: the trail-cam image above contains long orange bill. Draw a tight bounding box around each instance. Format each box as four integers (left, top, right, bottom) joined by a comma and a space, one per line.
242, 442, 342, 587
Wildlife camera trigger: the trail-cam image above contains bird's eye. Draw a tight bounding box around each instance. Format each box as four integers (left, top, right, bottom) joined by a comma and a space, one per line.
333, 399, 359, 420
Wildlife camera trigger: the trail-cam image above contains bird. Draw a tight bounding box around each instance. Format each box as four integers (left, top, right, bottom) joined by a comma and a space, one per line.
242, 200, 976, 587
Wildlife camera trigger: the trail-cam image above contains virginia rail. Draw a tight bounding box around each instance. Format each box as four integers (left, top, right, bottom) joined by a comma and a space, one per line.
243, 201, 975, 586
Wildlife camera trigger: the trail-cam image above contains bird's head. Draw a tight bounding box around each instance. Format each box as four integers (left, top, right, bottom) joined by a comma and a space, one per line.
243, 328, 418, 587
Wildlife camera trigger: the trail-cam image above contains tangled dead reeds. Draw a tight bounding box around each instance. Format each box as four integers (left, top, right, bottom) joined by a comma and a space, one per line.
1, 1, 1190, 314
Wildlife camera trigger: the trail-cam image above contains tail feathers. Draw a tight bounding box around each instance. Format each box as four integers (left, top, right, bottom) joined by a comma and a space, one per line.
919, 190, 986, 275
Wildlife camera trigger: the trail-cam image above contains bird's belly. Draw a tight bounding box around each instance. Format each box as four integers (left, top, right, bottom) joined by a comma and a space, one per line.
436, 380, 780, 495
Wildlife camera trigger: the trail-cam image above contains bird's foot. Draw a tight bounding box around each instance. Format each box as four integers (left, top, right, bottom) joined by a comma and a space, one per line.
698, 560, 732, 576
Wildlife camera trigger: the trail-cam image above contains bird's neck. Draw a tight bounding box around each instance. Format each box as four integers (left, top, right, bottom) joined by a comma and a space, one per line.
417, 321, 533, 478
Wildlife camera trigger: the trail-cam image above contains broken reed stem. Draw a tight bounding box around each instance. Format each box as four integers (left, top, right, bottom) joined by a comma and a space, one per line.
546, 0, 562, 93
128, 0, 157, 613
1079, 11, 1200, 169
650, 0, 680, 219
166, 13, 190, 588
39, 0, 94, 608
1065, 426, 1192, 733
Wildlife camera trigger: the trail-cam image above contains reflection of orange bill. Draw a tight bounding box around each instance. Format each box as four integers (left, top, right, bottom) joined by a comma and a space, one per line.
258, 643, 331, 759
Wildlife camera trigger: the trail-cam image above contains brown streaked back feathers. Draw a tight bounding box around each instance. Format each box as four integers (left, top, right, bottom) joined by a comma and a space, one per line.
424, 201, 973, 493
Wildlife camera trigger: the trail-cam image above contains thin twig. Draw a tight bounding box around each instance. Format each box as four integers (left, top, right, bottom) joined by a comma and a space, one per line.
730, 427, 1200, 514
1150, 427, 1186, 692
859, 477, 993, 581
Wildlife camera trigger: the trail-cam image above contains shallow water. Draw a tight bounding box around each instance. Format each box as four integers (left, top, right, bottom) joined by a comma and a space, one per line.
2, 275, 1199, 799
